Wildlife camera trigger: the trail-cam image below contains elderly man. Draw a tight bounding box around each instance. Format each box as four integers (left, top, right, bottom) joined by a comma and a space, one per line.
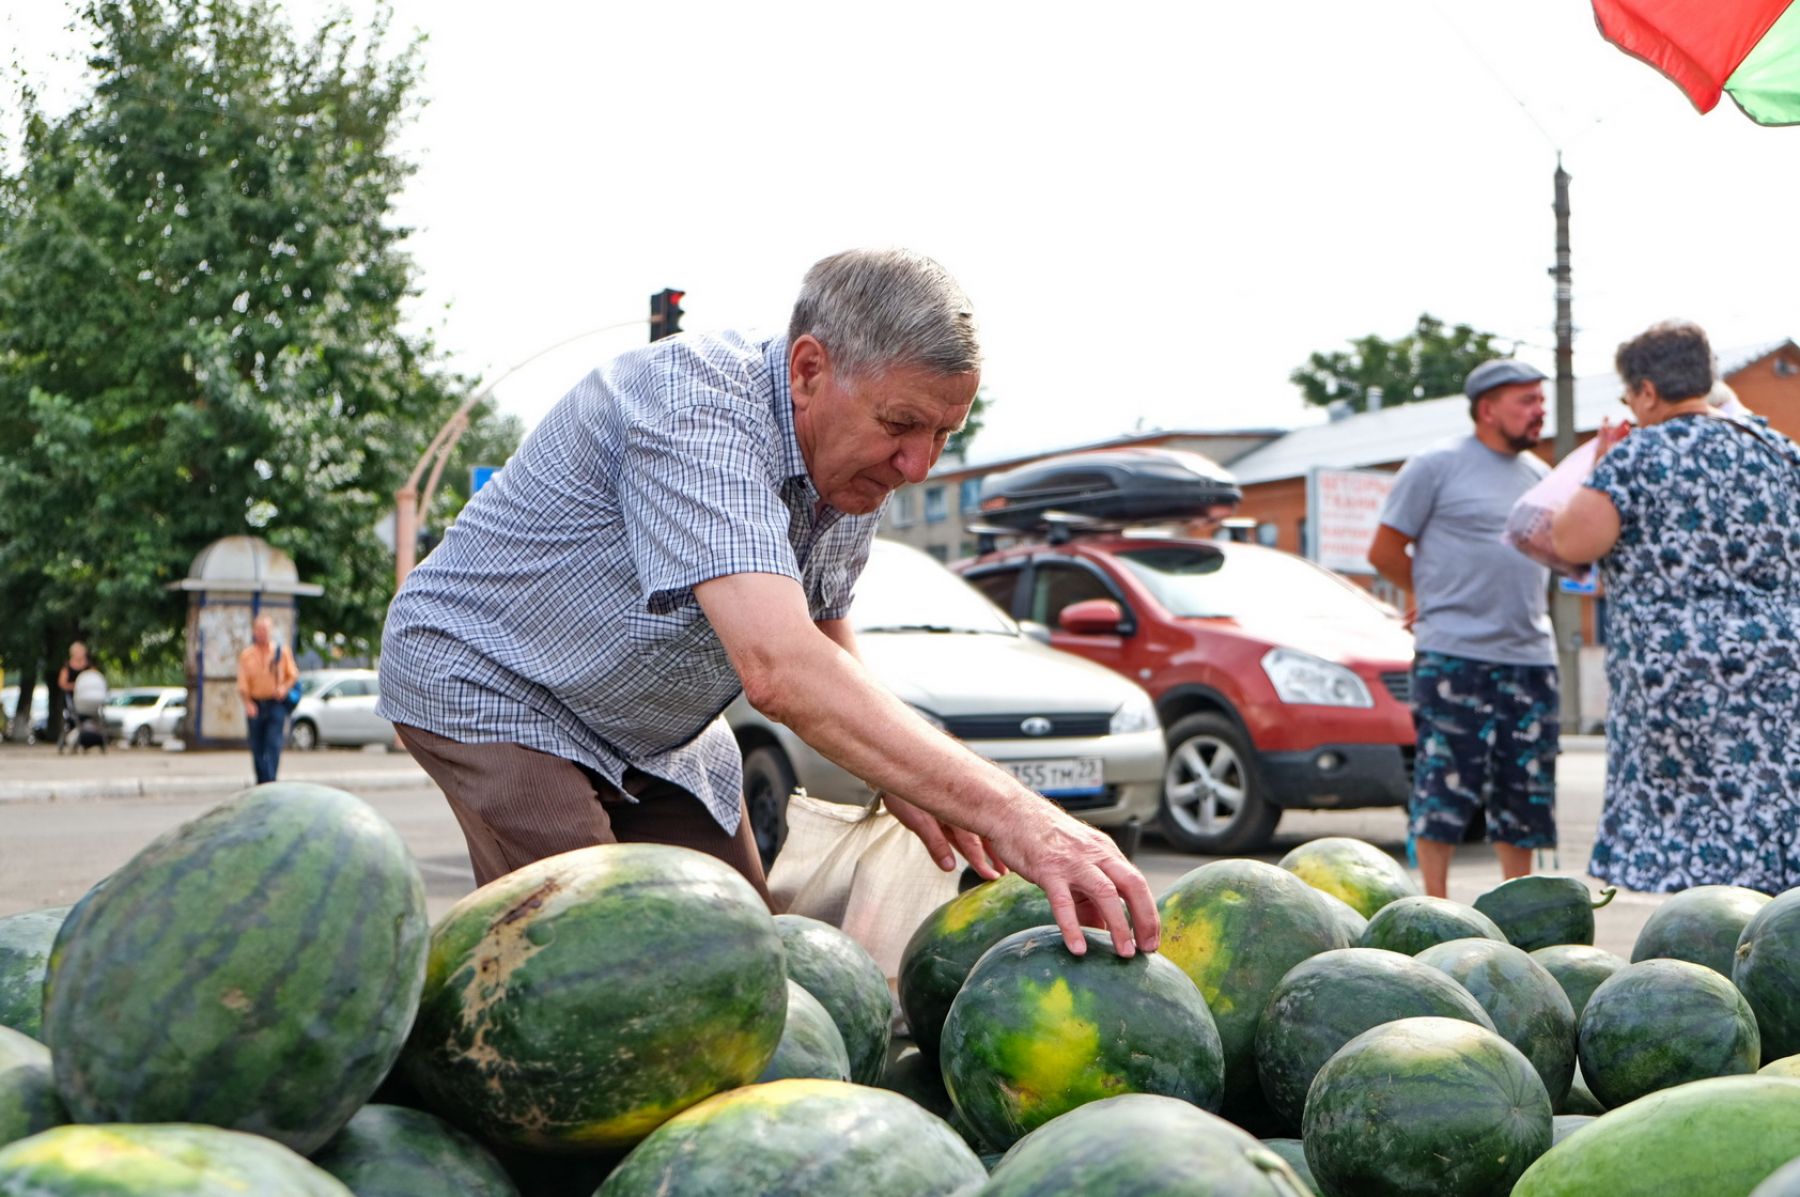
379, 249, 1157, 957
1368, 359, 1559, 899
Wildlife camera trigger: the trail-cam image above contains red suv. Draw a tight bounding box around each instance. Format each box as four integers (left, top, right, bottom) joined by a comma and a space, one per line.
955, 535, 1416, 853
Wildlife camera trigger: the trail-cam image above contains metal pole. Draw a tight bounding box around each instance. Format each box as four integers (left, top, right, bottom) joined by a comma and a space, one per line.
393, 317, 650, 590
1550, 156, 1582, 731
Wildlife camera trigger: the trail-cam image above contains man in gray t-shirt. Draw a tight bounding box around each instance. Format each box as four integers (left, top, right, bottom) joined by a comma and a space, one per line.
1369, 359, 1559, 898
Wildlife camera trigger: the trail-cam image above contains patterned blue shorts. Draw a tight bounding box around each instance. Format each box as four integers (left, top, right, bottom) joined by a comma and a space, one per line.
1410, 651, 1559, 848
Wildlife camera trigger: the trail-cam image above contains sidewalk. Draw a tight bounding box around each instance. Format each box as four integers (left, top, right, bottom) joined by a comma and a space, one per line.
0, 740, 429, 803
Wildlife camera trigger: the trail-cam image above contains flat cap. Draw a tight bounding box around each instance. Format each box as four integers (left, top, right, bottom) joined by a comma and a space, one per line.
1464, 358, 1547, 400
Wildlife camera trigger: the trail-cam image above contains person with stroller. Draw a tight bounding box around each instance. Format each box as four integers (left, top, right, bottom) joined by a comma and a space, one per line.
57, 640, 109, 753
237, 615, 299, 784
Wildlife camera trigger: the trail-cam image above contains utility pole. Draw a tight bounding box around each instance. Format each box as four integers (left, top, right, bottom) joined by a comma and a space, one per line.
1549, 155, 1582, 731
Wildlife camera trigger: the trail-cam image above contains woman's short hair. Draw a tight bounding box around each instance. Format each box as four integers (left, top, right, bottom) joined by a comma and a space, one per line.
1615, 321, 1713, 402
789, 249, 981, 380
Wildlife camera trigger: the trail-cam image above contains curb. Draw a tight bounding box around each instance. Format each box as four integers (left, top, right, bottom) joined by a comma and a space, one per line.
0, 768, 431, 804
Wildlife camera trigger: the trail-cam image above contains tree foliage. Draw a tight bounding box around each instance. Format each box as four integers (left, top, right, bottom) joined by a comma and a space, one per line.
944, 385, 991, 459
1290, 314, 1509, 413
0, 0, 515, 693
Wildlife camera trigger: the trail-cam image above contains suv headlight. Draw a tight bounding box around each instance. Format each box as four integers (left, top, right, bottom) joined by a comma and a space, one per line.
1261, 647, 1373, 708
1109, 690, 1159, 734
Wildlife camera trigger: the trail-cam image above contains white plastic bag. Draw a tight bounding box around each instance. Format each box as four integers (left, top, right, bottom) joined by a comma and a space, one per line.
1503, 439, 1600, 581
766, 791, 965, 991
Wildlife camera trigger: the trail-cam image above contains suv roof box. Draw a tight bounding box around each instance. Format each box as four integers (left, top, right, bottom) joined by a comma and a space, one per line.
975, 447, 1242, 533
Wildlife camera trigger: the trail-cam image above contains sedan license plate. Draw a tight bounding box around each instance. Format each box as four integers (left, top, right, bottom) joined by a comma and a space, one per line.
1002, 757, 1104, 797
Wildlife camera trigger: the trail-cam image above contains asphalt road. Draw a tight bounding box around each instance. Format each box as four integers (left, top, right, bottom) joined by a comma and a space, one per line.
0, 743, 1654, 958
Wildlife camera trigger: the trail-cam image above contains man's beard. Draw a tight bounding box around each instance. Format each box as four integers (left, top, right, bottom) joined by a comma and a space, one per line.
1506, 430, 1541, 452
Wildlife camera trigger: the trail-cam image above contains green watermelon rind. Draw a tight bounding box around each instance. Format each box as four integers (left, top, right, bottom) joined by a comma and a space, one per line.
1277, 837, 1419, 919
310, 1104, 519, 1197
756, 980, 851, 1084
1415, 937, 1578, 1108
941, 926, 1224, 1151
897, 874, 1054, 1059
1358, 895, 1507, 957
595, 1079, 985, 1196
0, 1122, 353, 1195
0, 907, 70, 1043
0, 1025, 67, 1150
1733, 888, 1800, 1064
1530, 945, 1627, 1022
1473, 875, 1615, 952
1577, 958, 1761, 1110
402, 842, 787, 1153
981, 1093, 1310, 1196
1253, 946, 1497, 1132
1630, 885, 1771, 981
773, 914, 892, 1086
1303, 1016, 1553, 1197
42, 783, 429, 1155
1513, 1076, 1800, 1197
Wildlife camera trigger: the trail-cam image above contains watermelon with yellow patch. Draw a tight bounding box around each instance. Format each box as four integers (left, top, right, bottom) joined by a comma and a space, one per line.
596, 1079, 984, 1196
1278, 836, 1418, 918
898, 873, 1054, 1059
939, 926, 1224, 1151
401, 843, 786, 1153
0, 1122, 352, 1195
1156, 859, 1349, 1112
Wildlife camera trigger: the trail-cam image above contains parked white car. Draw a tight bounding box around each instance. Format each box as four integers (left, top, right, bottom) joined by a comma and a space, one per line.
288, 669, 394, 750
0, 685, 50, 743
102, 686, 188, 747
725, 539, 1167, 867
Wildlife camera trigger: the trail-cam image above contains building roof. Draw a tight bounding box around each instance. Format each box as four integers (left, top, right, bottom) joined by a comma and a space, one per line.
1228, 339, 1796, 486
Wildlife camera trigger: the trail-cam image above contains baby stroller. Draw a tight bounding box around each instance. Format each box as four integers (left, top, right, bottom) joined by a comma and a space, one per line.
59, 670, 109, 755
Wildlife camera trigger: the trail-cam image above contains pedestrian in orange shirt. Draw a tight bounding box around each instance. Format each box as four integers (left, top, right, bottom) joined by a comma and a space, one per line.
237, 615, 299, 784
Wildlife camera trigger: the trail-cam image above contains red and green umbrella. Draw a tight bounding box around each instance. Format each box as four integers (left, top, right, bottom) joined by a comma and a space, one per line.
1593, 0, 1800, 124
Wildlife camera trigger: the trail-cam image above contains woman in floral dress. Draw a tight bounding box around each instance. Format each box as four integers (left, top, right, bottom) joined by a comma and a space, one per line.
1554, 321, 1800, 893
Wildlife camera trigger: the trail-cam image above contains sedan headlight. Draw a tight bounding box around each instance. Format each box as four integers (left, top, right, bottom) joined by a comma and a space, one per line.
1261, 647, 1373, 708
1109, 690, 1159, 734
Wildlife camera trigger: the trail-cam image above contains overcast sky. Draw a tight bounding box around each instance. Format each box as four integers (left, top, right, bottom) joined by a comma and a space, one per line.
8, 1, 1798, 463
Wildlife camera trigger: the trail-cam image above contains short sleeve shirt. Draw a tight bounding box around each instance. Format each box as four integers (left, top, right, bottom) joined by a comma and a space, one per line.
1378, 435, 1555, 666
377, 331, 883, 832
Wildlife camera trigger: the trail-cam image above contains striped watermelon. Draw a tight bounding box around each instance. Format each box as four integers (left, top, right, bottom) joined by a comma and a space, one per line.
1531, 944, 1627, 1021
1732, 887, 1800, 1063
1156, 859, 1348, 1113
1578, 958, 1760, 1109
311, 1104, 518, 1197
941, 927, 1223, 1150
898, 874, 1053, 1058
1359, 895, 1506, 956
1514, 1076, 1800, 1197
1305, 1017, 1552, 1197
596, 1079, 984, 1196
0, 907, 68, 1042
981, 1094, 1311, 1195
0, 1123, 353, 1195
1254, 946, 1496, 1131
756, 981, 850, 1084
0, 1026, 66, 1150
1278, 836, 1418, 917
42, 783, 428, 1154
1631, 885, 1770, 980
402, 843, 785, 1153
773, 915, 891, 1085
1415, 937, 1578, 1107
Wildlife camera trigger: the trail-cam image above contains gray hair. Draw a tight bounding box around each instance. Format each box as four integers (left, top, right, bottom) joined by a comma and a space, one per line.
1615, 320, 1713, 402
788, 249, 981, 379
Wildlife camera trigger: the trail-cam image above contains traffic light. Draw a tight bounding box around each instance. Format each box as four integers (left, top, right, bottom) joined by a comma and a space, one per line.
649, 288, 685, 341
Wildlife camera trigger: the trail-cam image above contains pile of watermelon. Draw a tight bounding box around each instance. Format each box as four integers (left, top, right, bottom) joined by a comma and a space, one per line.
5, 791, 1800, 1196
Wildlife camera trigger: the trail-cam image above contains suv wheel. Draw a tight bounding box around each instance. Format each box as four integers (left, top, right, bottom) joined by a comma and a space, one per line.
1158, 712, 1280, 854
131, 725, 154, 748
290, 718, 319, 752
742, 746, 797, 871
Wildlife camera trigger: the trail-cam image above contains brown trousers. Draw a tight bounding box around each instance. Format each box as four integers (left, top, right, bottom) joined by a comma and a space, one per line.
394, 723, 771, 906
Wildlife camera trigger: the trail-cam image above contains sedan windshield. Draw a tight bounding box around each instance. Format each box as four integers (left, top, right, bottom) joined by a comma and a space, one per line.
1114, 545, 1397, 622
852, 544, 1019, 636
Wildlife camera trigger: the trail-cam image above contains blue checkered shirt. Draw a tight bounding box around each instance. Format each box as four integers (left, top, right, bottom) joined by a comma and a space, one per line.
377, 331, 883, 832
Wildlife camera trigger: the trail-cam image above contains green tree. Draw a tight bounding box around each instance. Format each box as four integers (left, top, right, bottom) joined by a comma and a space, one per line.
0, 0, 507, 704
1290, 314, 1509, 413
